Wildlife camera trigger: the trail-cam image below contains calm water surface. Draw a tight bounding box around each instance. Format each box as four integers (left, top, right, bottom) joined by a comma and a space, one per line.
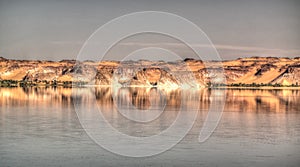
0, 87, 300, 167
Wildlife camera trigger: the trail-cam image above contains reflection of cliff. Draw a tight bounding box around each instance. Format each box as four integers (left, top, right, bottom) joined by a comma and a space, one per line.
224, 89, 300, 112
129, 88, 153, 110
1, 87, 299, 113
1, 57, 300, 87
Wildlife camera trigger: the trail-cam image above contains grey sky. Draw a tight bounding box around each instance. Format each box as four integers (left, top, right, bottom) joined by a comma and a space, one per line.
0, 0, 299, 60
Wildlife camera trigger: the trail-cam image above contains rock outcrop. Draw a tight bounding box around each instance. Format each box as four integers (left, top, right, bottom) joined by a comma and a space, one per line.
0, 57, 300, 87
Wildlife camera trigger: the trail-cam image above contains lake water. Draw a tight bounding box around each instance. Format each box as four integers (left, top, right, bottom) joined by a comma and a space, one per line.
0, 87, 300, 166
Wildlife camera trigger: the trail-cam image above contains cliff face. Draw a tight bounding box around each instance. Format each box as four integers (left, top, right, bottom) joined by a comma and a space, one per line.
221, 57, 300, 85
0, 57, 300, 87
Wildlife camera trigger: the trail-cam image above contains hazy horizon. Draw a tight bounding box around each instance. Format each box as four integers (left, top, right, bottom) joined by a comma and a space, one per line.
0, 0, 300, 61
1, 55, 299, 62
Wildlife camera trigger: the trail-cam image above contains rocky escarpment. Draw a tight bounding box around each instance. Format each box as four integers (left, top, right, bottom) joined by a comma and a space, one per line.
270, 64, 300, 85
0, 57, 300, 87
222, 57, 300, 85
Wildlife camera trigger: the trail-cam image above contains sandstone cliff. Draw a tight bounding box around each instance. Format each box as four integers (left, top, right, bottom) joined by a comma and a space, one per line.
0, 57, 299, 87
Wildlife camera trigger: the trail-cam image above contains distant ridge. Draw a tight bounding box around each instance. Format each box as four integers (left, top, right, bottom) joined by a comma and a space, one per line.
0, 57, 299, 87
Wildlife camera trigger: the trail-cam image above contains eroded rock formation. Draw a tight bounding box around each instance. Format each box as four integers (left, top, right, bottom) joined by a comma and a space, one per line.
1, 57, 300, 87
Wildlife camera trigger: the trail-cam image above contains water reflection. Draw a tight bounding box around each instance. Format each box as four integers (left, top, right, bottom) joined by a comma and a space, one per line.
1, 87, 299, 113
1, 87, 300, 165
224, 88, 300, 113
1, 86, 299, 138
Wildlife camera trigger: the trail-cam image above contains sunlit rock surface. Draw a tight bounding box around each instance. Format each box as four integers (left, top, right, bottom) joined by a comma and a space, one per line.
0, 57, 300, 86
